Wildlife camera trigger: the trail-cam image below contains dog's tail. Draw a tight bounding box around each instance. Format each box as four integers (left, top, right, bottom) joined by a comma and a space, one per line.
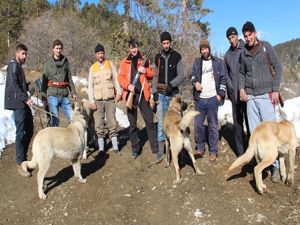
228, 138, 256, 173
21, 153, 38, 172
179, 110, 200, 131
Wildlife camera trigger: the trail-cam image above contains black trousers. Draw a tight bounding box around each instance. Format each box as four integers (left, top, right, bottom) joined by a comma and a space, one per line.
127, 94, 158, 155
232, 101, 249, 156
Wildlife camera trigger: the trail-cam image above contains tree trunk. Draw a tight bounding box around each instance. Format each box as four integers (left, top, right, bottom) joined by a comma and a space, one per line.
123, 0, 130, 35
182, 0, 187, 33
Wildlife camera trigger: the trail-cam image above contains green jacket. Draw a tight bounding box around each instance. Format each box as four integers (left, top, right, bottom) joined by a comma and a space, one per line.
41, 55, 76, 97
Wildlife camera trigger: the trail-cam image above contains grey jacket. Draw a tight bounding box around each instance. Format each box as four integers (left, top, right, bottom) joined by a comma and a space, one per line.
224, 39, 245, 104
239, 41, 281, 95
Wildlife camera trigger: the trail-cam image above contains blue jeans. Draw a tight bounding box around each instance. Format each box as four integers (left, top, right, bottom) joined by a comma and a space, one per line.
156, 94, 172, 142
247, 93, 279, 168
13, 106, 33, 164
48, 95, 72, 127
194, 96, 219, 155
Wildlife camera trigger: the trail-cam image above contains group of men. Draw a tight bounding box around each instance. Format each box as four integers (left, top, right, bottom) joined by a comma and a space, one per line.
5, 21, 282, 181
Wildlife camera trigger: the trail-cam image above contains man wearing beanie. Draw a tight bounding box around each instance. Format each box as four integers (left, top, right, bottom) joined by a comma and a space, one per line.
239, 21, 282, 182
41, 39, 77, 127
152, 31, 184, 159
190, 39, 226, 162
224, 26, 249, 157
118, 39, 160, 162
88, 43, 122, 155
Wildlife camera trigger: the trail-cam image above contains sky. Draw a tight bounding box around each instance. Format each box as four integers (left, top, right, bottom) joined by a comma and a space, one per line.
48, 0, 300, 54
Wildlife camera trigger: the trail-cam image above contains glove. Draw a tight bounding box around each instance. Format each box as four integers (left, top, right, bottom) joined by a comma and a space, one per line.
153, 92, 159, 102
166, 84, 173, 96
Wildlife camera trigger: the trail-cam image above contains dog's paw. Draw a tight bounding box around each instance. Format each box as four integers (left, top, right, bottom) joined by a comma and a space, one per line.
39, 193, 47, 200
173, 178, 182, 184
79, 178, 87, 183
196, 169, 205, 176
286, 177, 294, 186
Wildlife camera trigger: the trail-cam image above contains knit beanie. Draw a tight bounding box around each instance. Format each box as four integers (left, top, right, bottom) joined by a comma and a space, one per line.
160, 31, 172, 42
95, 44, 105, 53
226, 27, 238, 38
199, 39, 210, 50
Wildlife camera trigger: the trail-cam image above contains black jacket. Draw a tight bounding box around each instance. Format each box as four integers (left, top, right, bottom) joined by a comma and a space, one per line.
4, 59, 29, 110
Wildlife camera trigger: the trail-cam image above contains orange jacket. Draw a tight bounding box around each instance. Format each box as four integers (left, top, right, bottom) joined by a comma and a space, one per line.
118, 53, 153, 101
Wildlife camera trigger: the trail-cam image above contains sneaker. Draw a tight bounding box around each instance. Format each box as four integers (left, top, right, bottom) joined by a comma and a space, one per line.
209, 154, 217, 162
131, 152, 138, 160
194, 150, 205, 158
17, 165, 31, 177
155, 154, 165, 164
271, 167, 280, 183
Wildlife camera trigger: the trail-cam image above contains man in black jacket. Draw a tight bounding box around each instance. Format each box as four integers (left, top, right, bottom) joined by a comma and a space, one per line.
224, 27, 249, 156
152, 32, 184, 159
4, 44, 33, 177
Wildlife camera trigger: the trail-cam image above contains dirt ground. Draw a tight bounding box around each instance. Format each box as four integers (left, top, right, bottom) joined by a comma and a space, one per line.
0, 112, 300, 225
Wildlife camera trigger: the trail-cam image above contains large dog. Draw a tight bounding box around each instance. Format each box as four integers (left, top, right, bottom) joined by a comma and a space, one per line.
22, 105, 87, 199
163, 96, 203, 183
228, 120, 298, 194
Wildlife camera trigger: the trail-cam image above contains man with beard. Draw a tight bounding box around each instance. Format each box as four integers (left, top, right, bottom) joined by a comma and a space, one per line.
190, 39, 226, 162
4, 44, 33, 177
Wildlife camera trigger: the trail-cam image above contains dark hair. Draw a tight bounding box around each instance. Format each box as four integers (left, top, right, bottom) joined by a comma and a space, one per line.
16, 43, 28, 52
52, 39, 63, 49
242, 21, 256, 34
128, 39, 139, 47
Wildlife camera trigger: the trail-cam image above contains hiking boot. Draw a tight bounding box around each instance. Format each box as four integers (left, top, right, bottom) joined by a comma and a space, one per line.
194, 150, 205, 158
17, 165, 31, 177
209, 154, 217, 162
155, 154, 165, 164
271, 167, 280, 183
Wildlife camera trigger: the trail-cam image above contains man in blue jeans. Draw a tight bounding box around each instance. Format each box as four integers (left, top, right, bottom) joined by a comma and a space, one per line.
239, 21, 282, 182
152, 31, 184, 160
42, 39, 77, 127
4, 44, 33, 177
190, 39, 226, 162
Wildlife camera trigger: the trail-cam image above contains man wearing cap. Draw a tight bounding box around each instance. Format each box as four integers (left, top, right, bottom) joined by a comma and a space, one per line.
41, 39, 77, 127
88, 44, 122, 155
224, 27, 249, 157
239, 21, 282, 182
190, 39, 226, 162
152, 31, 184, 157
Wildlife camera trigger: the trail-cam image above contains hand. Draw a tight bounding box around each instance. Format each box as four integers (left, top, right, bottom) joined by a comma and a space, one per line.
138, 66, 146, 74
115, 94, 121, 103
216, 95, 221, 102
166, 84, 173, 96
239, 88, 248, 102
72, 95, 78, 102
25, 98, 33, 107
194, 82, 203, 91
128, 84, 135, 92
271, 91, 279, 104
153, 92, 159, 102
91, 102, 97, 110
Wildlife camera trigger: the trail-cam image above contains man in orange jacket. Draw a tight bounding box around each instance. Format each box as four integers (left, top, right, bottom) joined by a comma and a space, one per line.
118, 39, 162, 163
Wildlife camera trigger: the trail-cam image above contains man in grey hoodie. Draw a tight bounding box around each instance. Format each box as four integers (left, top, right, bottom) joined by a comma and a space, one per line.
224, 27, 249, 157
239, 21, 282, 182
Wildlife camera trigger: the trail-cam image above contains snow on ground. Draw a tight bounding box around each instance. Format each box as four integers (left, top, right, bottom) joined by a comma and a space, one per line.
0, 71, 299, 157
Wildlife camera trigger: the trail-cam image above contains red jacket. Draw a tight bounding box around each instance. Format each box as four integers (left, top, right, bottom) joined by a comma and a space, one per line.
118, 53, 153, 101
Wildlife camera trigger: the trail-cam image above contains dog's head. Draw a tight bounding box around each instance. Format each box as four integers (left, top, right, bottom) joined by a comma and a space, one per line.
70, 101, 87, 128
169, 96, 188, 112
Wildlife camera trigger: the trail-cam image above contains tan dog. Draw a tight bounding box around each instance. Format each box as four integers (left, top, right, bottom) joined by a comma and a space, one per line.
22, 106, 87, 199
228, 120, 297, 194
163, 96, 203, 183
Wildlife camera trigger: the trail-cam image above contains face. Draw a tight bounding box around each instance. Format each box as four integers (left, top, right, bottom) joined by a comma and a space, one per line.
96, 51, 105, 63
200, 47, 210, 59
243, 31, 258, 47
16, 50, 27, 64
129, 44, 139, 56
53, 45, 63, 59
161, 40, 171, 51
227, 34, 239, 48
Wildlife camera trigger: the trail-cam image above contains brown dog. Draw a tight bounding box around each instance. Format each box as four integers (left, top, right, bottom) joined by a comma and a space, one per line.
228, 120, 298, 194
163, 96, 203, 183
